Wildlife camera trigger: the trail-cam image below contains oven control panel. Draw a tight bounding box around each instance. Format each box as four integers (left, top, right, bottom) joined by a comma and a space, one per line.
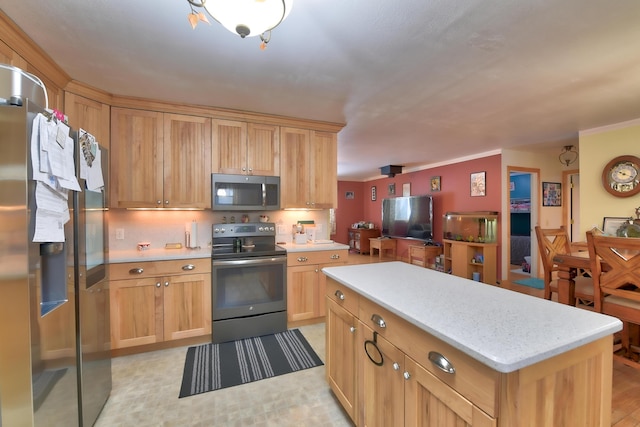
212, 222, 275, 236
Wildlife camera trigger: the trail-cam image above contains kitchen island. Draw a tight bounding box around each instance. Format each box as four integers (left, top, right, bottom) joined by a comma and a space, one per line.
322, 261, 622, 426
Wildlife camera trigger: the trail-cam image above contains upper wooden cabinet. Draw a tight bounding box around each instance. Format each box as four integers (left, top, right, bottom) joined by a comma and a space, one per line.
110, 108, 212, 209
64, 92, 111, 150
280, 127, 337, 209
212, 119, 280, 176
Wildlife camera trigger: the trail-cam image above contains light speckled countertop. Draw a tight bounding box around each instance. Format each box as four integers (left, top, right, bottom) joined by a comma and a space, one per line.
322, 261, 622, 373
109, 247, 211, 263
279, 242, 350, 252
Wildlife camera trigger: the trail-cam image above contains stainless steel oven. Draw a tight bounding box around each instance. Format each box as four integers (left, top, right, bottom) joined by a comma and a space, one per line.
211, 223, 287, 343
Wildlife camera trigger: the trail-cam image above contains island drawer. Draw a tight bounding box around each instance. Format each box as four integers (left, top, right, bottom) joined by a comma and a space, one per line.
358, 296, 499, 416
287, 249, 348, 266
325, 278, 359, 315
109, 258, 211, 281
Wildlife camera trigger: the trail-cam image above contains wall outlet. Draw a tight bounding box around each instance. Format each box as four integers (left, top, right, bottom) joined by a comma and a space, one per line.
115, 228, 125, 240
276, 225, 288, 235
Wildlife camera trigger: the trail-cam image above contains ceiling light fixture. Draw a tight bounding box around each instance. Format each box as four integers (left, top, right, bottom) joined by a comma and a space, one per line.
186, 0, 293, 50
558, 145, 579, 166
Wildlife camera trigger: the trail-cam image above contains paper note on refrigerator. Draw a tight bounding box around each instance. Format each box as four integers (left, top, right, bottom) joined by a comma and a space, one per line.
32, 181, 69, 242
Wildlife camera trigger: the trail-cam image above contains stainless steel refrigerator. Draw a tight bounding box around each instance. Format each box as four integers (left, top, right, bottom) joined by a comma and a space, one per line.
0, 64, 111, 426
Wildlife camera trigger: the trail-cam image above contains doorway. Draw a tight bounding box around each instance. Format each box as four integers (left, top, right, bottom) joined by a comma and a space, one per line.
507, 167, 540, 282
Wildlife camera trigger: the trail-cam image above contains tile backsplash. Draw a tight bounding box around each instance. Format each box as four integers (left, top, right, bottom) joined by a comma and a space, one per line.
107, 209, 331, 252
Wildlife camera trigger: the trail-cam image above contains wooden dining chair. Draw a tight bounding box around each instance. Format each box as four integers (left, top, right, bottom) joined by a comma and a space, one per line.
586, 230, 640, 365
534, 225, 594, 305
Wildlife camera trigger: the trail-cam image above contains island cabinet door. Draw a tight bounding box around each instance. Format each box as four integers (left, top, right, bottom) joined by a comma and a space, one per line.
358, 322, 405, 427
404, 356, 496, 427
326, 298, 357, 423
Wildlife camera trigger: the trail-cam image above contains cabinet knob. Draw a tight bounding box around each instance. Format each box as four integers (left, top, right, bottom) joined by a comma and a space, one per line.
156, 200, 162, 205
156, 282, 161, 288
334, 290, 345, 300
164, 281, 170, 287
248, 167, 252, 172
428, 351, 456, 374
393, 362, 400, 371
315, 268, 319, 273
403, 371, 411, 380
165, 200, 169, 205
242, 167, 246, 172
371, 313, 387, 329
330, 254, 340, 259
349, 326, 356, 333
129, 268, 144, 275
182, 264, 195, 271
297, 256, 308, 262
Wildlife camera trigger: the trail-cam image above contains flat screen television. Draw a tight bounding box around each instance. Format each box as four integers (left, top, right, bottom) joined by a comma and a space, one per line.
381, 195, 433, 241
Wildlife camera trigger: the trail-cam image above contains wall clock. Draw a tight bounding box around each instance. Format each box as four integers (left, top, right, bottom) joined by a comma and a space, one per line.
601, 155, 640, 197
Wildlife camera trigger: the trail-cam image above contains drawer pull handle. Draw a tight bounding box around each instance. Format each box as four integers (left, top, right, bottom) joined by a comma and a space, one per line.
297, 256, 308, 262
428, 351, 455, 374
330, 254, 340, 259
371, 314, 386, 328
129, 268, 144, 275
334, 290, 345, 300
182, 264, 195, 271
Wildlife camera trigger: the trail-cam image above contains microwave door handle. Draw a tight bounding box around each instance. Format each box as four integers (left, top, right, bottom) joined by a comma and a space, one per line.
262, 182, 266, 207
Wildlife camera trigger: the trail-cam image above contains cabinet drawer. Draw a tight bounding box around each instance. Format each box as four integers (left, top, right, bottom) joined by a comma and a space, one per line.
287, 249, 348, 266
358, 297, 499, 416
325, 278, 359, 315
109, 258, 211, 280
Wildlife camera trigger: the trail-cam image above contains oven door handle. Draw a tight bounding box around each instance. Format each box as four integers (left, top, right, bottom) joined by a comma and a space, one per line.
212, 257, 285, 267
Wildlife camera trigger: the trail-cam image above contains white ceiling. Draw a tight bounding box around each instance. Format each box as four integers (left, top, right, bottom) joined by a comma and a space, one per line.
2, 0, 640, 181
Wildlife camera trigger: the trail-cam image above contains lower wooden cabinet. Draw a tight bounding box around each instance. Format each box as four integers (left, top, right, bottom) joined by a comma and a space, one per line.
109, 259, 211, 349
286, 249, 347, 323
326, 297, 358, 422
358, 323, 406, 426
404, 356, 496, 427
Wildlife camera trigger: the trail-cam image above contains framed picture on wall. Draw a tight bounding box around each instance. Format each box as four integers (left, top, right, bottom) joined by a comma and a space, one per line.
402, 183, 411, 196
345, 191, 355, 199
371, 186, 377, 201
388, 183, 396, 195
430, 176, 441, 192
542, 182, 562, 206
470, 172, 486, 197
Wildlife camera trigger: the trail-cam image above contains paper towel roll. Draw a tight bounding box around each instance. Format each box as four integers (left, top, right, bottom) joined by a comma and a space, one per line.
190, 220, 198, 248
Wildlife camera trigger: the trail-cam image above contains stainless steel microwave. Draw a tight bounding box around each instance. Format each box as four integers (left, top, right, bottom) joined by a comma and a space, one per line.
211, 174, 280, 211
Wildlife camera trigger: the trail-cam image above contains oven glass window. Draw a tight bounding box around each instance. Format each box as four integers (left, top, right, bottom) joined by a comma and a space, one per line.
213, 262, 285, 315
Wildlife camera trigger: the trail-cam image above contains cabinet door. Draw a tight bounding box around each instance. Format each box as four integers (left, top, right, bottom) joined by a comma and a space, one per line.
163, 272, 211, 341
163, 113, 212, 209
358, 323, 405, 427
309, 130, 337, 209
286, 264, 318, 321
280, 127, 311, 208
326, 298, 357, 423
212, 119, 247, 174
110, 277, 163, 348
451, 243, 470, 279
247, 123, 280, 176
110, 108, 164, 208
64, 93, 111, 150
404, 356, 496, 427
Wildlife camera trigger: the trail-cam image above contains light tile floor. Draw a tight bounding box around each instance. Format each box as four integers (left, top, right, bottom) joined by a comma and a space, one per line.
95, 323, 353, 427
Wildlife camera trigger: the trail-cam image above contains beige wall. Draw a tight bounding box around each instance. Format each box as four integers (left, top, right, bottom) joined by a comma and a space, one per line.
578, 118, 640, 236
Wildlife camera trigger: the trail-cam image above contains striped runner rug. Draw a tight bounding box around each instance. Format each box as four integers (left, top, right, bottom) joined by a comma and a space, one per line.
179, 329, 323, 398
